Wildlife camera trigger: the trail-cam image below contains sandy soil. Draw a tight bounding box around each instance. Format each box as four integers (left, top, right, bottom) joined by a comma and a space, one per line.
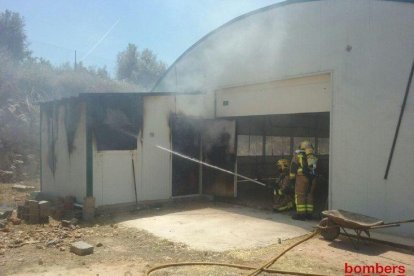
1, 181, 413, 276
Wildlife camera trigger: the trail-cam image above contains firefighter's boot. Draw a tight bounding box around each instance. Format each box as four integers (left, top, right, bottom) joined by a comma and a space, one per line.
273, 196, 294, 212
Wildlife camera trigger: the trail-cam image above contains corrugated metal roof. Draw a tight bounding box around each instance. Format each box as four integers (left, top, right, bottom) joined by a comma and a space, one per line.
151, 0, 414, 92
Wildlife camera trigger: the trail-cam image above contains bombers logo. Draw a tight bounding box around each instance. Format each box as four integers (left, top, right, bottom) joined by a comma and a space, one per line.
344, 262, 406, 276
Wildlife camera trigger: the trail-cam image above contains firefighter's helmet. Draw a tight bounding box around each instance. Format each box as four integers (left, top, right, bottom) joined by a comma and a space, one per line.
299, 140, 314, 150
276, 159, 289, 171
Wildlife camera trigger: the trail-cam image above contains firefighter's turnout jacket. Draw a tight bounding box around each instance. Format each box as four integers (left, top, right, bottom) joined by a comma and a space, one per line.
273, 159, 294, 211
290, 148, 318, 215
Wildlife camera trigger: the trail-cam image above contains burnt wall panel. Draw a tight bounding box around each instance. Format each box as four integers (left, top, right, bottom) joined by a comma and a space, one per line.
171, 115, 201, 196
85, 94, 143, 151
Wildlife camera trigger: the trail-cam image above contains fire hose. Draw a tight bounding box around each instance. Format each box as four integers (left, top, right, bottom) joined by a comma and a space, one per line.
145, 230, 328, 276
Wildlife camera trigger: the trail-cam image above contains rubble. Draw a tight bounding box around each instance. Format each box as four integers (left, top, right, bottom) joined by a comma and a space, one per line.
0, 208, 13, 219
61, 218, 79, 228
0, 217, 88, 254
70, 241, 94, 256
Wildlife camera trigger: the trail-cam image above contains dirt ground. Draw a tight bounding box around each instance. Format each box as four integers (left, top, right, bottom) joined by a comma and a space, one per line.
1, 182, 414, 276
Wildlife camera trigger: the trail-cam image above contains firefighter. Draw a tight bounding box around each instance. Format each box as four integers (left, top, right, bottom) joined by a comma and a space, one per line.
273, 159, 294, 212
290, 140, 318, 220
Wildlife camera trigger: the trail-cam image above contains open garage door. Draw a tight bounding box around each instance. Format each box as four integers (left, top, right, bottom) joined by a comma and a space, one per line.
214, 74, 331, 215
235, 113, 329, 215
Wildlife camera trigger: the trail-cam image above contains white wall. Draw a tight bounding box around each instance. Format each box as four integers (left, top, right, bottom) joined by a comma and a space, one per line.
93, 150, 137, 207
153, 0, 414, 236
41, 102, 87, 203
139, 96, 175, 201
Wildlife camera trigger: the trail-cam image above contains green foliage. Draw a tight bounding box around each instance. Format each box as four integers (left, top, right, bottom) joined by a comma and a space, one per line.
0, 10, 142, 182
0, 10, 30, 61
117, 43, 166, 90
117, 43, 139, 81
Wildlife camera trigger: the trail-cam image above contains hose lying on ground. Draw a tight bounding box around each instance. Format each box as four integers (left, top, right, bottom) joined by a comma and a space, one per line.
146, 230, 327, 276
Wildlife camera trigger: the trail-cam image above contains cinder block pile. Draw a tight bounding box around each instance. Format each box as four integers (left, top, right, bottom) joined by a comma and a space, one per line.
17, 200, 50, 224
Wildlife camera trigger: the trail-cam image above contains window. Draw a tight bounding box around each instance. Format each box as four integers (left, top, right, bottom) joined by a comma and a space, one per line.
237, 135, 250, 156
318, 138, 329, 155
88, 95, 141, 151
237, 135, 263, 156
265, 136, 290, 156
249, 136, 263, 156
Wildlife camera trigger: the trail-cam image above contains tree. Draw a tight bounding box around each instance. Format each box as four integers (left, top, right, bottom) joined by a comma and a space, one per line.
0, 10, 30, 61
116, 43, 166, 90
117, 43, 139, 81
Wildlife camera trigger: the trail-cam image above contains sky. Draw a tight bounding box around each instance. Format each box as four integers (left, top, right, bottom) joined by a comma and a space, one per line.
0, 0, 282, 76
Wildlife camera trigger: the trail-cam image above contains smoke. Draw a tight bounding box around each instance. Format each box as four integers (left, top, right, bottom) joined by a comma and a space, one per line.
152, 4, 290, 97
151, 2, 332, 121
202, 119, 235, 153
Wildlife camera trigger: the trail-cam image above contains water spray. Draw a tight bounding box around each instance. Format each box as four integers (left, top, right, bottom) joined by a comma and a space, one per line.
156, 145, 266, 187
108, 126, 267, 187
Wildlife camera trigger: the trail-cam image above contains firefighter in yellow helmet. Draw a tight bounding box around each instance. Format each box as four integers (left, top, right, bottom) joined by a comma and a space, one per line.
272, 159, 294, 212
290, 140, 318, 220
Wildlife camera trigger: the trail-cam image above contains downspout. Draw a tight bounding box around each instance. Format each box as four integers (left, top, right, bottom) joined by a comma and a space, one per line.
384, 60, 414, 179
86, 101, 93, 196
39, 107, 43, 191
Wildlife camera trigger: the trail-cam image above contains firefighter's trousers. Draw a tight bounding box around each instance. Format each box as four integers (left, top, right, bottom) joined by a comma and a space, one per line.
294, 175, 316, 215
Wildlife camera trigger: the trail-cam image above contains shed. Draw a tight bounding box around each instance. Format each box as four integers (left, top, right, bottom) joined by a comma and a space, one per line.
152, 0, 414, 237
40, 0, 414, 237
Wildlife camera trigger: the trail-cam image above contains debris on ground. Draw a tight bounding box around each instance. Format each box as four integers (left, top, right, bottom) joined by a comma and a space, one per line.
1, 184, 413, 275
0, 217, 85, 252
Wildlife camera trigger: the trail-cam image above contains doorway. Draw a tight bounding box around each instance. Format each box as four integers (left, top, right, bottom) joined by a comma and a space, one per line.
170, 115, 201, 196
235, 112, 330, 215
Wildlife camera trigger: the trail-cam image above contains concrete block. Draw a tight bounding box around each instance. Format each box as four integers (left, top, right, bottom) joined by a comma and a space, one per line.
70, 241, 94, 256
82, 197, 95, 221
28, 200, 39, 210
39, 201, 50, 217
39, 200, 49, 207
17, 205, 28, 219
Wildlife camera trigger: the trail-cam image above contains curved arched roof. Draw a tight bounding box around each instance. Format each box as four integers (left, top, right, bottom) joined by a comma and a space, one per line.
152, 0, 414, 92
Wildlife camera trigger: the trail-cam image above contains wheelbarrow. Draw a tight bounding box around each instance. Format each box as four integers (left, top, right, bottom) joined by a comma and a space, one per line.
316, 209, 414, 248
